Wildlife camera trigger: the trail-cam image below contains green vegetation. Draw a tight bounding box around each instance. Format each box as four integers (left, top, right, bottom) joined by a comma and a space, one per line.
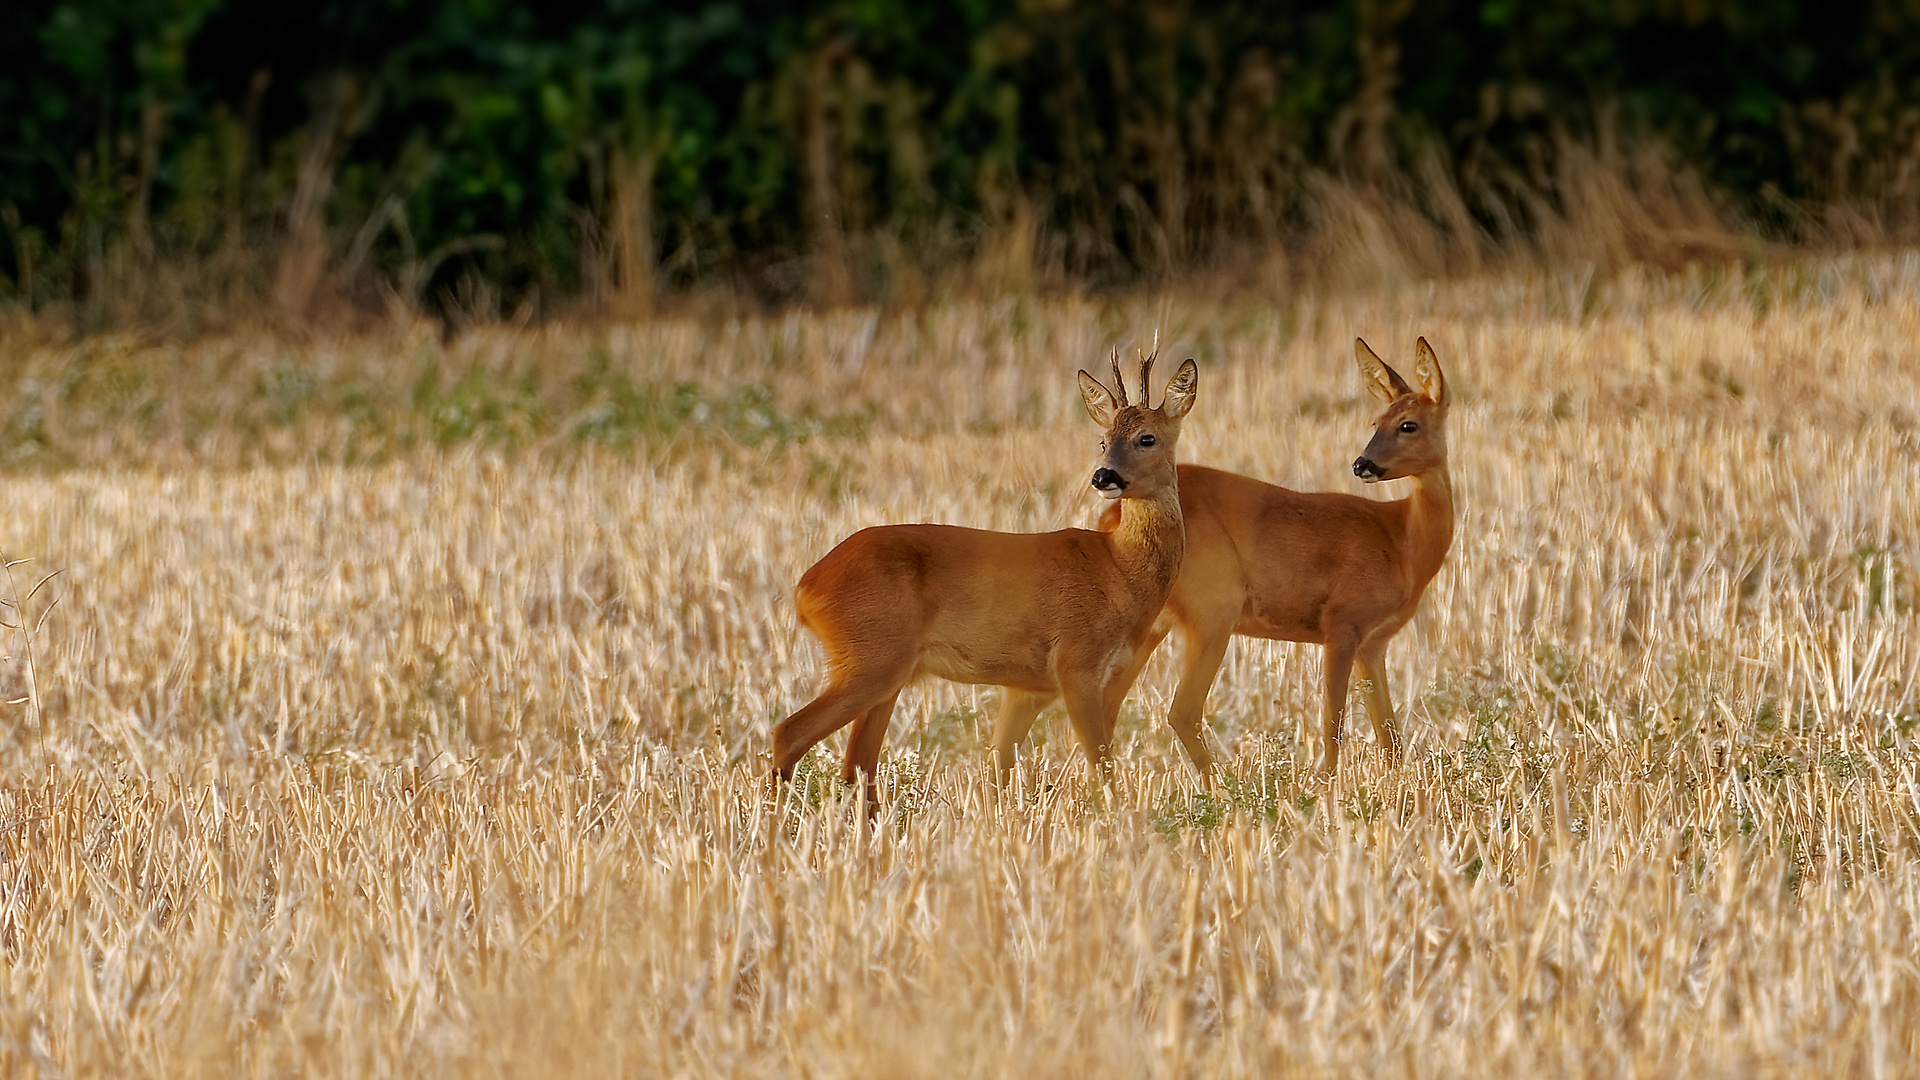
4, 1, 1920, 325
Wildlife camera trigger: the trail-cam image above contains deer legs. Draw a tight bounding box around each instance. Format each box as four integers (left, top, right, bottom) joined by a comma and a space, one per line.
992, 690, 1053, 780
994, 642, 1143, 782
1162, 622, 1232, 778
842, 690, 902, 806
1317, 628, 1362, 777
1354, 639, 1403, 766
1057, 670, 1119, 775
771, 655, 912, 780
993, 679, 1116, 781
1318, 625, 1406, 776
1103, 617, 1228, 781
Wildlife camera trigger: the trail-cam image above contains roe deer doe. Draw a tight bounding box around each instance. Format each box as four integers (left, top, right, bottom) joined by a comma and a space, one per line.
1097, 337, 1455, 778
772, 351, 1200, 802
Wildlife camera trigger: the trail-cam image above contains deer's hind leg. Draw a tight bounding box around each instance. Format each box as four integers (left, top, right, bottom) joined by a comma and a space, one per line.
842, 690, 902, 809
1164, 616, 1235, 780
773, 654, 913, 779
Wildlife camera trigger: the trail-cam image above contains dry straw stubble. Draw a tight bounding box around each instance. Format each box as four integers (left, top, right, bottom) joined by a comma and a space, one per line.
0, 257, 1918, 1075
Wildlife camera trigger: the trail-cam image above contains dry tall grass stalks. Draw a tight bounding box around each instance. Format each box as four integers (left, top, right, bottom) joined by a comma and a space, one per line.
2, 256, 1920, 1075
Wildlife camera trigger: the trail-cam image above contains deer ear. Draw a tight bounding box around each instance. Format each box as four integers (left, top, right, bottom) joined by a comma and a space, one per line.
1356, 338, 1413, 403
1160, 359, 1199, 421
1413, 336, 1449, 408
1079, 370, 1118, 428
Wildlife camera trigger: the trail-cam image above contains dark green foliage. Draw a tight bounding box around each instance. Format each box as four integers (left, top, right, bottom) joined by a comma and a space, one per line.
3, 1, 1918, 315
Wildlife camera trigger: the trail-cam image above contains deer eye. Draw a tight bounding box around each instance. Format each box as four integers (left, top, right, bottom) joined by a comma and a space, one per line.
1399, 421, 1419, 433
1138, 434, 1157, 447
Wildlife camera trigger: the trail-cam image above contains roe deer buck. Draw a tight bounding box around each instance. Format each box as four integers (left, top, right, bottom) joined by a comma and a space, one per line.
772, 351, 1199, 803
1097, 337, 1454, 778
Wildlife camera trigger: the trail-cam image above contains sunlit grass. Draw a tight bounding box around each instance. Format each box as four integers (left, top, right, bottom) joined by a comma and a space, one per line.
1, 255, 1919, 1075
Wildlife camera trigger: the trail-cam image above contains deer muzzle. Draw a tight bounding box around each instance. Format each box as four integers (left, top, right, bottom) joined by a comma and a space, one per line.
1091, 467, 1128, 499
1353, 456, 1386, 482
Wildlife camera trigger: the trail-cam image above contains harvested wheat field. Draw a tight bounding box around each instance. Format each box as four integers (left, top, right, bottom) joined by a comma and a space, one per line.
0, 257, 1918, 1076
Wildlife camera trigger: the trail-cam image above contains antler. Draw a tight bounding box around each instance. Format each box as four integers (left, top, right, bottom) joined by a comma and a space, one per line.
1108, 348, 1130, 406
1138, 330, 1162, 407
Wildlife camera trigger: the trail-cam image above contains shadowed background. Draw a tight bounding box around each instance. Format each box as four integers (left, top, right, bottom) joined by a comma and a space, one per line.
4, 0, 1920, 330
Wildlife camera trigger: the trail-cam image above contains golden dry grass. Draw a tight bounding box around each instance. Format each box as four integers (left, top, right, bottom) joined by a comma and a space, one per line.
3, 257, 1920, 1075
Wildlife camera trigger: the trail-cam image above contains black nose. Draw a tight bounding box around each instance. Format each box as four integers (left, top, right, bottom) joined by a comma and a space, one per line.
1353, 457, 1379, 479
1091, 468, 1126, 491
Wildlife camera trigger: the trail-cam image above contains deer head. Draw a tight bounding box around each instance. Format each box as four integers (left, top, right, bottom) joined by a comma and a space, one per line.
1352, 337, 1449, 484
1080, 348, 1199, 500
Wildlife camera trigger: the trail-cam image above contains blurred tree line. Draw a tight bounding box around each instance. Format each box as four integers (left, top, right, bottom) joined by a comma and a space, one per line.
2, 0, 1918, 325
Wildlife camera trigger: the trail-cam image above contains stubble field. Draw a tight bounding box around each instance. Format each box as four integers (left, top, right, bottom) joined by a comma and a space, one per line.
1, 258, 1919, 1076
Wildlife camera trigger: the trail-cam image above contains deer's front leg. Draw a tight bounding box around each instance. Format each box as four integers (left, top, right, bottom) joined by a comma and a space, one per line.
1099, 622, 1171, 746
1318, 627, 1362, 778
993, 690, 1055, 782
1059, 664, 1117, 780
1354, 640, 1402, 766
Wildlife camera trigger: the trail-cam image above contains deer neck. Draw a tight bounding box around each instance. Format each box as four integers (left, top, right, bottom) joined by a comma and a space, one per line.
1403, 464, 1456, 586
1108, 485, 1185, 604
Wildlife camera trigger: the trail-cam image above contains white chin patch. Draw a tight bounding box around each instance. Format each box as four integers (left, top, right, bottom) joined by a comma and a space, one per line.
1096, 486, 1126, 500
